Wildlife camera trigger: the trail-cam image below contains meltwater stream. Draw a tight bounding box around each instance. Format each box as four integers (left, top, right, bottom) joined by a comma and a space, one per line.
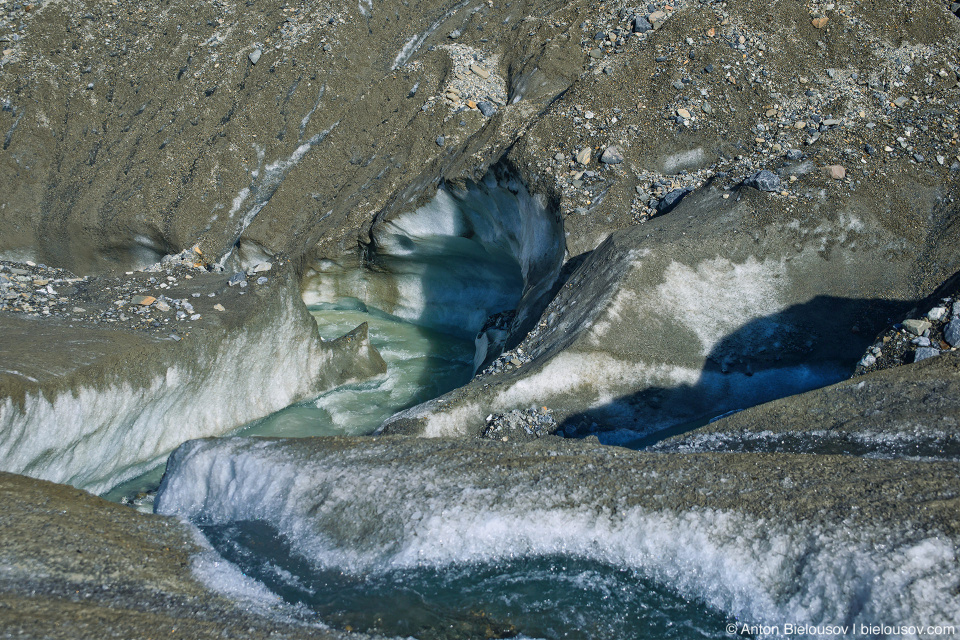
136, 173, 734, 639
201, 520, 732, 640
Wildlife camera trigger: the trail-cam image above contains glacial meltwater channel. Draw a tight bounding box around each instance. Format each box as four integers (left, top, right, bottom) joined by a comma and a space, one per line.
103, 299, 475, 505
120, 173, 735, 639
201, 520, 733, 640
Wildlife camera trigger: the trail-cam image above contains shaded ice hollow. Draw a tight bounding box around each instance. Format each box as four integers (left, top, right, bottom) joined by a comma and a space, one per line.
303, 169, 564, 368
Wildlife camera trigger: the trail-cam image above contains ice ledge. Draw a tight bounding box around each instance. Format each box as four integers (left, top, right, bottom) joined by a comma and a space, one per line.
0, 271, 385, 494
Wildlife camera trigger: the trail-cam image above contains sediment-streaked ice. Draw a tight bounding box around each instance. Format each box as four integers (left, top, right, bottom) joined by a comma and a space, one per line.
156, 438, 960, 637
0, 297, 382, 495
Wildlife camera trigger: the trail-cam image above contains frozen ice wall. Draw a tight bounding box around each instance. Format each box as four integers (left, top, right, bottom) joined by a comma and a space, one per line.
303, 167, 564, 367
0, 296, 385, 495
156, 437, 960, 636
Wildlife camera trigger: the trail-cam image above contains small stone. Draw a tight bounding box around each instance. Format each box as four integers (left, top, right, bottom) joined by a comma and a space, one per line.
228, 272, 246, 287
213, 303, 225, 312
589, 48, 603, 59
72, 306, 86, 313
322, 43, 332, 52
600, 145, 624, 164
132, 295, 156, 306
927, 307, 947, 321
811, 17, 828, 29
576, 147, 592, 165
554, 152, 566, 162
824, 164, 846, 180
743, 170, 781, 192
676, 108, 691, 119
902, 319, 931, 336
633, 16, 652, 33
436, 135, 445, 147
701, 103, 713, 114
648, 10, 666, 24
469, 63, 490, 79
477, 101, 496, 117
256, 276, 268, 285
248, 48, 262, 65
858, 353, 876, 368
914, 347, 941, 362
944, 319, 960, 347
893, 96, 909, 108
251, 262, 272, 273
155, 300, 171, 312
657, 187, 691, 213
448, 29, 461, 39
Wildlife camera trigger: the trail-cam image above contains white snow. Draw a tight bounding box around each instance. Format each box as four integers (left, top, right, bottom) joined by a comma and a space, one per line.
655, 256, 787, 356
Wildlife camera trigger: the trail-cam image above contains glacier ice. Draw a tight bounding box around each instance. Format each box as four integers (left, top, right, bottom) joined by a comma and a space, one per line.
0, 296, 384, 495
303, 167, 564, 369
156, 437, 960, 636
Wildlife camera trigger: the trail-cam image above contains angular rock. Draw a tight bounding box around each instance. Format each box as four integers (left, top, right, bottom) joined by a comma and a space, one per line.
743, 170, 781, 192
656, 187, 691, 214
477, 101, 496, 117
469, 63, 490, 79
944, 318, 960, 347
824, 164, 846, 180
902, 318, 931, 336
632, 16, 652, 33
914, 346, 941, 362
599, 145, 624, 164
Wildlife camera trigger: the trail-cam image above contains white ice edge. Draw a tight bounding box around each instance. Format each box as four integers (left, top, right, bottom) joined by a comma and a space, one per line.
0, 297, 341, 494
156, 438, 960, 638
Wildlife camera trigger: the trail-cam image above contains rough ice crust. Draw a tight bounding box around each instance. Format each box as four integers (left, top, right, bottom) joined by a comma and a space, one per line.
0, 297, 379, 495
156, 438, 960, 636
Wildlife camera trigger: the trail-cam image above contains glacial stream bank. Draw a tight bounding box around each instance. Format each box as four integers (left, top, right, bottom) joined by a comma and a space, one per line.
156, 436, 960, 639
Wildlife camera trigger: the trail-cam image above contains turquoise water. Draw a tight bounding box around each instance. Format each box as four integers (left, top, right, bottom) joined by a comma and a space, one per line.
103, 300, 474, 505
234, 299, 475, 438
201, 519, 734, 640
